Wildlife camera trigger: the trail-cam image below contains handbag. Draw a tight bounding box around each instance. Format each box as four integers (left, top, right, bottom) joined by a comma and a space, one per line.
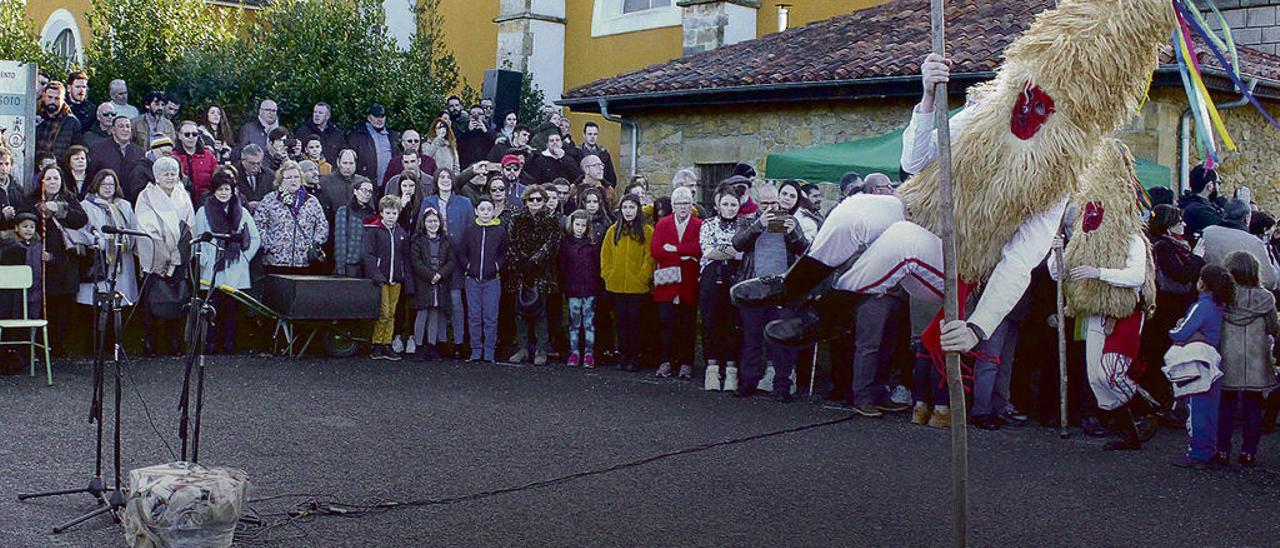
653, 265, 682, 287
289, 203, 327, 265
144, 269, 191, 320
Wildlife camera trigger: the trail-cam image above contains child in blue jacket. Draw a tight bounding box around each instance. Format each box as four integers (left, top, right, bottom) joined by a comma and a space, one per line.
1167, 264, 1234, 469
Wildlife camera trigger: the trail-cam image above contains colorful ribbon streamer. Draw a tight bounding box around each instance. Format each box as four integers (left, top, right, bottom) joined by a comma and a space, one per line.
1169, 0, 1280, 168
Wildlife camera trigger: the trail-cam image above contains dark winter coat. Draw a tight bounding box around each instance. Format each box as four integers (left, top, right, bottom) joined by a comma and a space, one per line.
504, 210, 561, 295
457, 221, 508, 282
36, 198, 89, 296
86, 139, 144, 187
235, 164, 276, 206
410, 232, 454, 309
524, 151, 582, 186
294, 120, 348, 165
1178, 193, 1222, 247
361, 217, 414, 294
35, 110, 82, 160
558, 235, 601, 298
346, 124, 400, 185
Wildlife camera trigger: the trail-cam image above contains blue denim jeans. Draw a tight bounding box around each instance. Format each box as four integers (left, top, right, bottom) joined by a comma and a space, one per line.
568, 296, 596, 356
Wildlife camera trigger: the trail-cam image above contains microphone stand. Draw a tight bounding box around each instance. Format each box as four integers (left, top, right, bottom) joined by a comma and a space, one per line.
19, 231, 133, 533
177, 233, 225, 463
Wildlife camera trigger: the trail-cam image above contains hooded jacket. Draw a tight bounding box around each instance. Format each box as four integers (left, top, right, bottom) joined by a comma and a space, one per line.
458, 218, 508, 282
1220, 286, 1280, 391
361, 216, 414, 293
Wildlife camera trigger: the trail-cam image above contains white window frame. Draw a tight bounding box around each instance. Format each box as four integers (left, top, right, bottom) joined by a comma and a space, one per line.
591, 0, 681, 38
39, 9, 84, 66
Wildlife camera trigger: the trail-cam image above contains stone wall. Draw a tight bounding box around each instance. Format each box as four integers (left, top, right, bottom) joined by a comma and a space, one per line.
624, 87, 1280, 212
1208, 0, 1280, 55
625, 99, 920, 195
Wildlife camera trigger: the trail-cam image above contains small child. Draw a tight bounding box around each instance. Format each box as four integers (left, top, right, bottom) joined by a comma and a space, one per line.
0, 213, 45, 319
410, 208, 454, 360
1215, 251, 1279, 467
457, 197, 508, 362
363, 195, 414, 361
559, 210, 602, 367
1168, 263, 1235, 469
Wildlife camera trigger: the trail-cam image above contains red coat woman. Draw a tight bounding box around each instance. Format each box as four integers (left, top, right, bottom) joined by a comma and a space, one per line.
648, 187, 702, 377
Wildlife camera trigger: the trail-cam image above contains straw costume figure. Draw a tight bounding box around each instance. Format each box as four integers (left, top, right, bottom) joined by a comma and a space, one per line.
1052, 139, 1158, 450
733, 0, 1175, 358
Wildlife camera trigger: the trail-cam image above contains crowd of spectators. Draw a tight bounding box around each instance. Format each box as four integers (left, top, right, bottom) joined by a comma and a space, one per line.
8, 71, 1279, 465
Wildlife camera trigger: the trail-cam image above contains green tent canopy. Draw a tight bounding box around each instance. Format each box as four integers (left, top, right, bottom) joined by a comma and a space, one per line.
765, 124, 1173, 191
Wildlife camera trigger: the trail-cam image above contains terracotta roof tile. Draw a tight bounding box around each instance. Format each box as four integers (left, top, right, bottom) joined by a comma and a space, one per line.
565, 0, 1280, 100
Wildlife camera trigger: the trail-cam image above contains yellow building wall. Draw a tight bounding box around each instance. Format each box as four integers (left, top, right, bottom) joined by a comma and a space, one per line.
756, 0, 890, 36
434, 0, 499, 93
24, 0, 92, 54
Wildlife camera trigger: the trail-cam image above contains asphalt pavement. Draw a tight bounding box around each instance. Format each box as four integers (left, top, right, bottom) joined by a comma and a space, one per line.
3, 354, 1279, 547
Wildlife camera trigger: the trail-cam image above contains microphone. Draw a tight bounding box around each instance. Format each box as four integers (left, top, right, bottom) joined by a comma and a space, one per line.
100, 225, 150, 238
194, 232, 235, 244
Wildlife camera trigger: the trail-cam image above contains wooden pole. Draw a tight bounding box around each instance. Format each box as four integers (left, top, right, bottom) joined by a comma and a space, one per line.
929, 1, 968, 547
1054, 246, 1070, 439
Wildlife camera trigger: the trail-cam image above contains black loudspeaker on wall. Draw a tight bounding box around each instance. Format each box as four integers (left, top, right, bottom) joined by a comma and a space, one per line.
484, 69, 523, 120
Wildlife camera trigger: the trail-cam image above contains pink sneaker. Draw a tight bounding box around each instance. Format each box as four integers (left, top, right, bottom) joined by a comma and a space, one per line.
567, 353, 580, 367
583, 354, 595, 368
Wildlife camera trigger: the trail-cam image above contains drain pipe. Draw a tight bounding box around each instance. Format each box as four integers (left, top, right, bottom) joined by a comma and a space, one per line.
598, 98, 638, 179
1179, 77, 1258, 193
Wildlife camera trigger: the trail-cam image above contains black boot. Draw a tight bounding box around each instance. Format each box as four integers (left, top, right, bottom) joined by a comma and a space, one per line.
423, 343, 440, 360
1103, 406, 1141, 451
731, 256, 835, 307
763, 290, 863, 347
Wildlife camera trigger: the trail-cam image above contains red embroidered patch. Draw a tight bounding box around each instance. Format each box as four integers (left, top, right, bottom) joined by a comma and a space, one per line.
1011, 82, 1055, 140
1082, 201, 1104, 233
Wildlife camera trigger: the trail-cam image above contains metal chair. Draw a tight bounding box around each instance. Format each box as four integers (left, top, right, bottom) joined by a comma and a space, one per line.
0, 266, 53, 385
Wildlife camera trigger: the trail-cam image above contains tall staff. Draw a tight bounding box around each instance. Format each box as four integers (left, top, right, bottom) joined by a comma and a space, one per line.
929, 1, 969, 546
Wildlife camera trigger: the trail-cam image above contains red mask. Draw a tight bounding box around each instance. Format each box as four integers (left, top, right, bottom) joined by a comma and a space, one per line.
1082, 201, 1104, 233
1011, 82, 1055, 140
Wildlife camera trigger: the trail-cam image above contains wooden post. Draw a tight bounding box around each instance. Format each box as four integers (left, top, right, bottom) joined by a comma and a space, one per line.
1055, 246, 1070, 439
930, 1, 968, 547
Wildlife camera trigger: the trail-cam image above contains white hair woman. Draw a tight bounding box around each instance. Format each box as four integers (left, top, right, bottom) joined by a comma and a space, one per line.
135, 155, 195, 355
650, 186, 702, 379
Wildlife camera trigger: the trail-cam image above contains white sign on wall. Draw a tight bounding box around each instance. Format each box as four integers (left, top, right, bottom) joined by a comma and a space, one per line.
0, 61, 37, 188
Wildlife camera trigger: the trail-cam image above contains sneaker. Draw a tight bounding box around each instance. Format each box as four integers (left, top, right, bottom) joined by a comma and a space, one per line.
567, 353, 580, 367
391, 336, 404, 354
1238, 453, 1256, 467
1171, 455, 1207, 470
911, 403, 931, 425
371, 345, 388, 360
677, 364, 693, 379
875, 400, 911, 413
722, 366, 738, 391
890, 385, 913, 405
850, 403, 884, 418
757, 366, 775, 391
928, 407, 952, 428
583, 354, 595, 369
509, 349, 529, 363
704, 363, 721, 391
533, 351, 548, 366
655, 363, 673, 378
1209, 451, 1231, 468
406, 337, 418, 355
385, 347, 403, 361
468, 352, 482, 362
